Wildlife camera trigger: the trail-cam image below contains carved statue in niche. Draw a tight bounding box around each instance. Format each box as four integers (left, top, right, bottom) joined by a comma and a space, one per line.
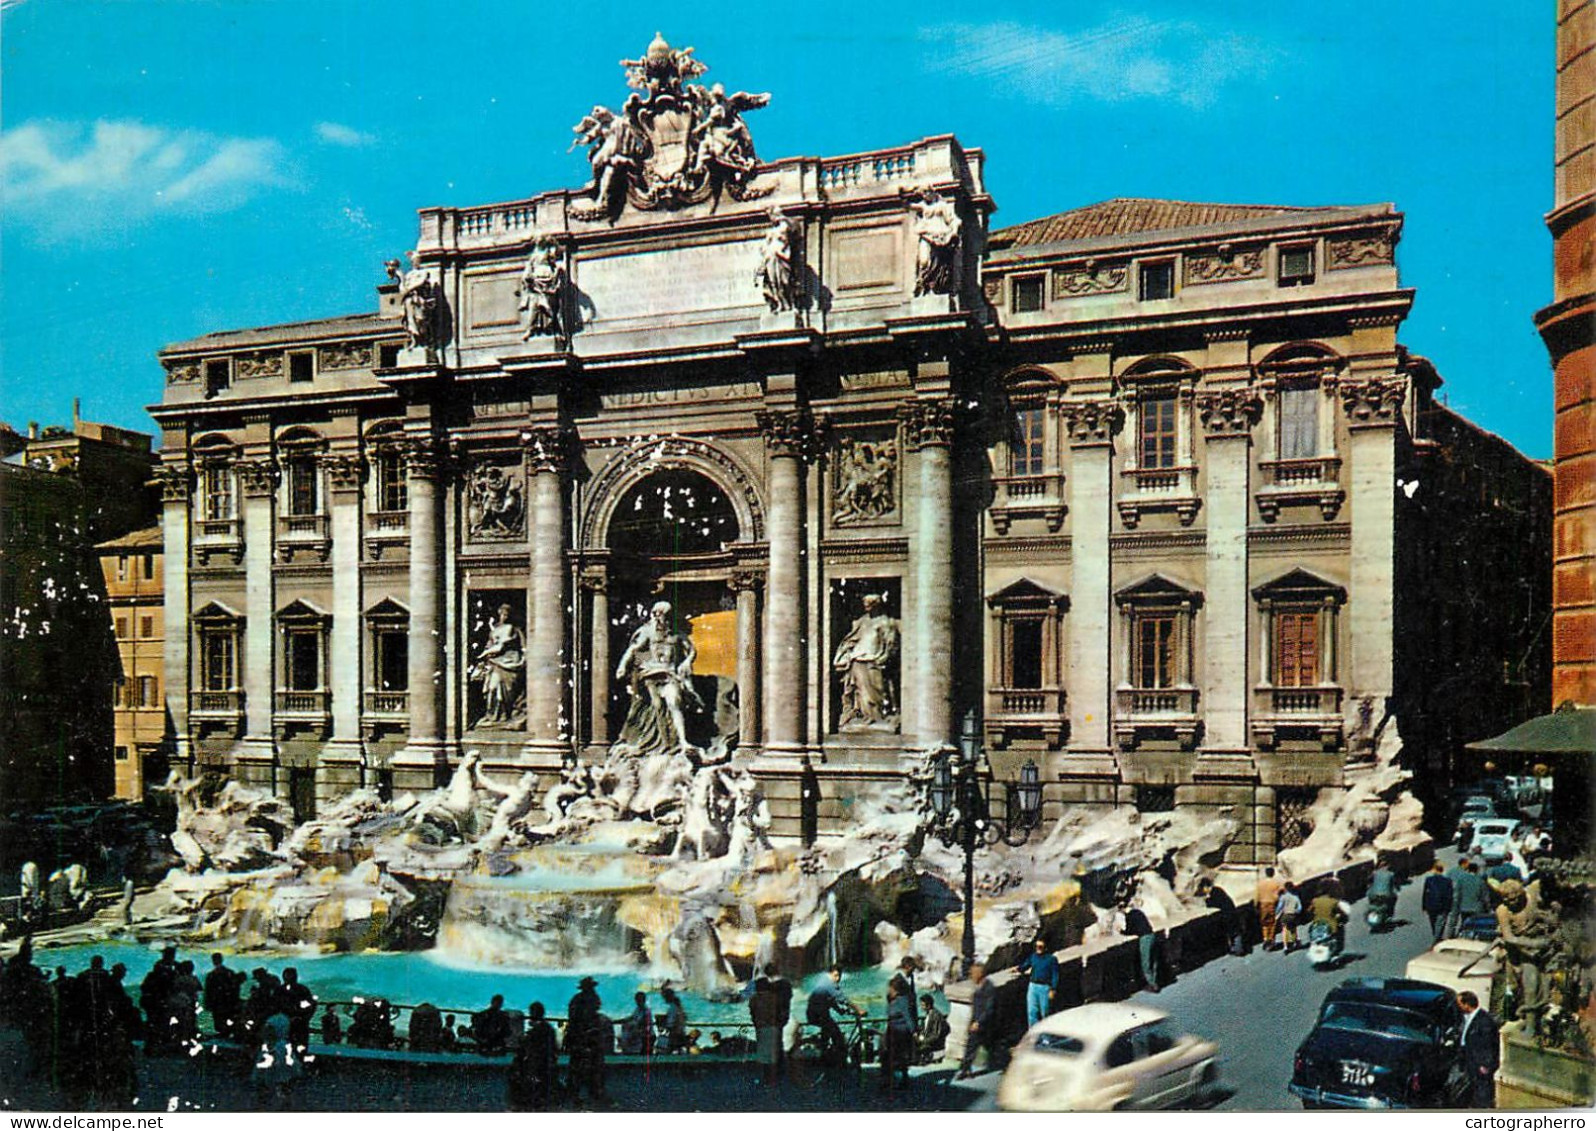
391, 251, 439, 351
833, 593, 901, 730
466, 463, 524, 539
517, 236, 566, 340
755, 206, 802, 312
615, 600, 704, 755
909, 189, 962, 296
469, 604, 526, 729
832, 436, 897, 524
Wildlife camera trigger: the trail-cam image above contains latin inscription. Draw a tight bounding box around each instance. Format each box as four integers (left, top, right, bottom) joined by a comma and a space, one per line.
580, 239, 763, 323
602, 380, 763, 409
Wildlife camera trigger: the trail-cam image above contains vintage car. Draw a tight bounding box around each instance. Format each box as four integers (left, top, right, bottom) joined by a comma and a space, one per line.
1472, 818, 1523, 862
1289, 978, 1470, 1109
1404, 938, 1499, 999
997, 1002, 1219, 1112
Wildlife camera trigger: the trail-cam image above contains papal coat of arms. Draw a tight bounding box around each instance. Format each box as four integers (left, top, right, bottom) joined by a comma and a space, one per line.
570, 32, 772, 220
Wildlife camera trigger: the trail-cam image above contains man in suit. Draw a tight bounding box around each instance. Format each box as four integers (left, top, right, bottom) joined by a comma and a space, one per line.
955, 964, 1000, 1079
1421, 861, 1454, 943
1457, 990, 1500, 1107
1448, 858, 1491, 938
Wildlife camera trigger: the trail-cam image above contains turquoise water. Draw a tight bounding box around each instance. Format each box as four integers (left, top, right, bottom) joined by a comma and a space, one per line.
21, 940, 902, 1030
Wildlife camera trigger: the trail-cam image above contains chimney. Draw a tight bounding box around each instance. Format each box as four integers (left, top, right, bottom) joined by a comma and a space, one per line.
73, 398, 81, 426
28, 421, 38, 439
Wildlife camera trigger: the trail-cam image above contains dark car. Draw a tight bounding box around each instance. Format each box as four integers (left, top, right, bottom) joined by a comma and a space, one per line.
1289, 978, 1470, 1109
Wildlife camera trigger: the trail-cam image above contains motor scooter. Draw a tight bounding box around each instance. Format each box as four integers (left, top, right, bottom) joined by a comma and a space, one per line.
1364, 892, 1397, 931
1306, 919, 1344, 966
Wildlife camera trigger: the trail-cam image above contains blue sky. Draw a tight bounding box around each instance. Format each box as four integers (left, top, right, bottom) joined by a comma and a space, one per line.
0, 2, 1551, 456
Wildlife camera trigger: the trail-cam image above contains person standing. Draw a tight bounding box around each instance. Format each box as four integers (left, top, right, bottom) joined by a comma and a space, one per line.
565, 977, 607, 1108
1016, 938, 1059, 1028
748, 964, 792, 1084
619, 991, 653, 1055
1124, 902, 1165, 989
279, 968, 316, 1051
203, 953, 244, 1040
1201, 879, 1249, 956
657, 985, 689, 1053
1422, 861, 1454, 943
897, 956, 920, 1032
1275, 882, 1304, 952
882, 976, 915, 1091
508, 1002, 560, 1112
955, 964, 999, 1079
1458, 991, 1500, 1107
1450, 858, 1491, 938
1255, 867, 1283, 950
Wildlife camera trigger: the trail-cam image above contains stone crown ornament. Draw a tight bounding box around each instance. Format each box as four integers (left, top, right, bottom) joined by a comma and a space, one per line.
570, 33, 772, 221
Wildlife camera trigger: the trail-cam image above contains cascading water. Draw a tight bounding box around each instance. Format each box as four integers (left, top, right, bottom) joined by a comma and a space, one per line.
825, 890, 839, 969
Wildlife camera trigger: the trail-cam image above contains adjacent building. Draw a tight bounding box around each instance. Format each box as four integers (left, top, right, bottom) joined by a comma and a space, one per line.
0, 412, 159, 806
147, 38, 1549, 857
97, 525, 169, 801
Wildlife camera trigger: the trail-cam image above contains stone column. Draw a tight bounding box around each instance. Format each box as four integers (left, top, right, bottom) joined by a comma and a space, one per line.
235, 456, 279, 781
395, 440, 447, 777
1341, 376, 1407, 724
899, 398, 957, 749
581, 571, 611, 748
756, 409, 810, 756
321, 452, 365, 783
1197, 389, 1262, 751
731, 569, 764, 751
1062, 400, 1124, 751
524, 427, 569, 762
154, 464, 193, 768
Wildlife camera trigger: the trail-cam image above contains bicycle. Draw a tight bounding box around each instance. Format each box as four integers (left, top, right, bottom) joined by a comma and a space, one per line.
789, 1013, 881, 1089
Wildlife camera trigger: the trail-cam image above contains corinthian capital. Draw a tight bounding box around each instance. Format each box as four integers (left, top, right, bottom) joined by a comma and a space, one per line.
1060, 399, 1125, 447
404, 439, 448, 481
756, 408, 825, 460
321, 453, 365, 492
151, 462, 192, 502
521, 425, 572, 474
1339, 376, 1407, 426
896, 398, 957, 451
234, 457, 278, 497
1196, 388, 1263, 437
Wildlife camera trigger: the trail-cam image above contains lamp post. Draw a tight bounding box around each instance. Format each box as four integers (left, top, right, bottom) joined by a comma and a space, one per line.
929, 712, 1050, 976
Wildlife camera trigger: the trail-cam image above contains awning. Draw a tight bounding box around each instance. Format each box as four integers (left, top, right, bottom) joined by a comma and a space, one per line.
1465, 704, 1596, 757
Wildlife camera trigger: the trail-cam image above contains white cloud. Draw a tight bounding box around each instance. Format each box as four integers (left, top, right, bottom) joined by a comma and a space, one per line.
315, 121, 375, 147
0, 119, 291, 239
920, 16, 1281, 110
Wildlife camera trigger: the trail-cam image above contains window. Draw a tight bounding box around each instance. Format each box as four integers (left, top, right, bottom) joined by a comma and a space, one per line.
1139, 394, 1178, 469
1275, 611, 1319, 687
1135, 785, 1176, 813
141, 553, 155, 580
1278, 245, 1315, 287
202, 466, 236, 521
379, 343, 401, 369
1010, 274, 1045, 314
375, 449, 408, 512
1106, 1033, 1138, 1069
285, 458, 319, 516
115, 616, 128, 638
138, 675, 158, 707
201, 630, 236, 691
285, 629, 321, 691
1009, 619, 1044, 689
1279, 383, 1319, 460
204, 359, 230, 398
1010, 406, 1045, 477
140, 615, 155, 639
116, 554, 129, 581
115, 746, 128, 762
1134, 613, 1177, 688
1138, 260, 1174, 301
375, 628, 409, 691
288, 351, 315, 383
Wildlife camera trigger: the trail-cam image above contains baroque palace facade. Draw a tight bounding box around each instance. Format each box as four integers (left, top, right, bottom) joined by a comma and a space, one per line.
149, 38, 1548, 859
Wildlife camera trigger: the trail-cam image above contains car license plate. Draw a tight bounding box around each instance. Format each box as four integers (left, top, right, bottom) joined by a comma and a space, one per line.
1340, 1061, 1374, 1088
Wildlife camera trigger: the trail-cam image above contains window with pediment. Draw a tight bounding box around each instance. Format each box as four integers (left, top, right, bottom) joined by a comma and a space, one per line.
192, 602, 243, 693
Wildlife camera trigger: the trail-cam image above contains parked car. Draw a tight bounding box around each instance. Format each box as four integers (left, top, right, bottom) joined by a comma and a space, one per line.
1404, 938, 1499, 999
1289, 978, 1469, 1109
1471, 818, 1522, 862
997, 1002, 1219, 1112
1457, 796, 1497, 823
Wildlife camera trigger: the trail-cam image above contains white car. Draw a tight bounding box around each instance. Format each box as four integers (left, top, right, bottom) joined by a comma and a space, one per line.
997, 1002, 1220, 1112
1404, 937, 1500, 998
1472, 818, 1522, 862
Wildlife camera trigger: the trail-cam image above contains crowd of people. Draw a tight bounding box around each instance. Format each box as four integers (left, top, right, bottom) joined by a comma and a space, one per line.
0, 939, 954, 1109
